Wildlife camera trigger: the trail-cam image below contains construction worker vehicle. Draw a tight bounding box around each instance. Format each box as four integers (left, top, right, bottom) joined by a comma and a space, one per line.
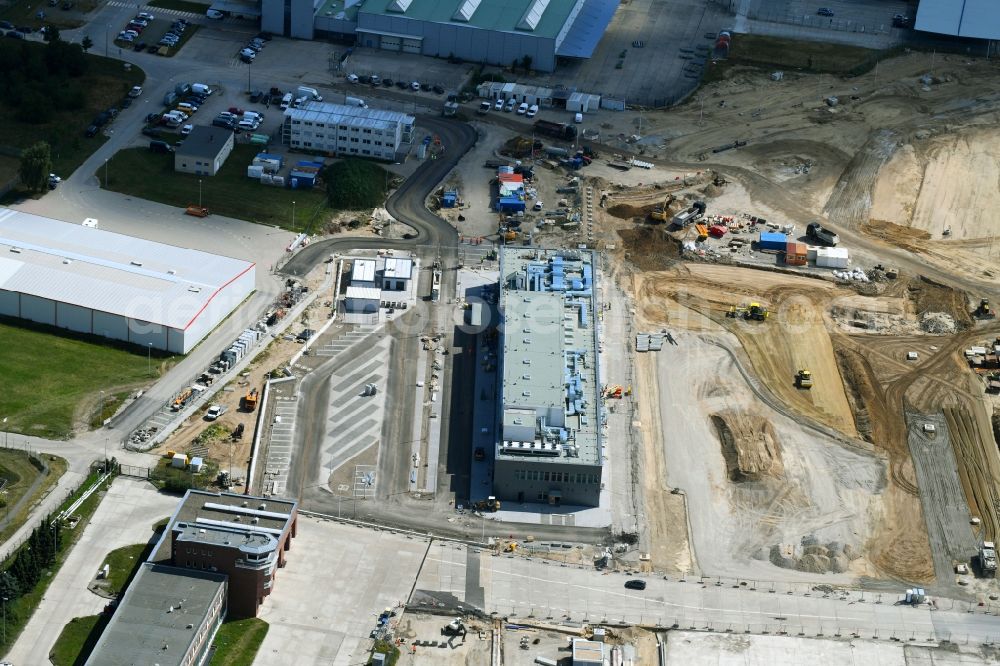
473, 496, 501, 512
671, 200, 706, 227
648, 194, 676, 223
980, 541, 998, 577
795, 369, 813, 389
242, 388, 259, 412
806, 222, 839, 246
726, 302, 769, 321
973, 299, 996, 320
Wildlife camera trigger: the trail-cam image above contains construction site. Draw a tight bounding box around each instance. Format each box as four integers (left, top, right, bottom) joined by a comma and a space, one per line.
448, 48, 1000, 593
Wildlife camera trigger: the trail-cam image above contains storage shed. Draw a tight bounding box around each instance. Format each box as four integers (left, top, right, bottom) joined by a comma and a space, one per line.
816, 247, 849, 268
758, 232, 787, 252
442, 191, 457, 208
785, 241, 808, 266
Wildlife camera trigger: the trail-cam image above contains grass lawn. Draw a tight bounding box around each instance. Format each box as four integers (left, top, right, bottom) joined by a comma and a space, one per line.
0, 0, 99, 30
0, 48, 143, 180
98, 543, 148, 596
149, 0, 210, 15
0, 470, 111, 656
100, 144, 328, 229
0, 450, 65, 533
703, 34, 882, 83
49, 614, 108, 666
0, 318, 173, 439
368, 639, 400, 665
209, 618, 269, 666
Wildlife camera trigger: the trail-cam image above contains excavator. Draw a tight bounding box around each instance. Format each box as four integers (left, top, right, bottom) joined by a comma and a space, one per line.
648, 193, 676, 223
473, 496, 501, 512
974, 299, 996, 320
726, 302, 769, 321
795, 369, 814, 389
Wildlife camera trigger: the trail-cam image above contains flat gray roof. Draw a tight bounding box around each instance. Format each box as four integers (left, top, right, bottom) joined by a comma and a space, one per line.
285, 101, 415, 132
359, 0, 579, 39
0, 209, 254, 329
85, 563, 226, 666
175, 125, 233, 160
498, 248, 602, 466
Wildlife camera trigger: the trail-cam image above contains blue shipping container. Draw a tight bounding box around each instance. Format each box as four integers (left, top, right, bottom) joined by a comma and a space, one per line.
759, 232, 787, 251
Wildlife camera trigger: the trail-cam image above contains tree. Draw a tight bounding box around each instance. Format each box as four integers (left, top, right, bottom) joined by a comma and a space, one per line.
0, 572, 20, 601
18, 141, 51, 192
81, 35, 92, 52
324, 159, 390, 211
511, 57, 520, 73
522, 55, 532, 73
43, 25, 60, 43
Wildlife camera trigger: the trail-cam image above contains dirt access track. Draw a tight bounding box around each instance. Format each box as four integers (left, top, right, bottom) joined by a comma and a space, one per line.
578, 43, 1000, 587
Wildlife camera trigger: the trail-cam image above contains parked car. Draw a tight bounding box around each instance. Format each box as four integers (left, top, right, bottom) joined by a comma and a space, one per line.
382, 78, 393, 87
517, 102, 528, 115
395, 80, 408, 89
432, 84, 445, 94
624, 580, 646, 590
128, 85, 142, 98
255, 31, 272, 41
130, 17, 149, 26
212, 117, 236, 129
494, 98, 504, 111
47, 173, 61, 189
369, 75, 381, 86
141, 126, 159, 137
133, 41, 146, 51
346, 73, 359, 83
505, 98, 516, 112
180, 124, 193, 135
5, 30, 23, 39
0, 21, 13, 30
239, 47, 255, 59
205, 405, 227, 421
137, 11, 154, 20
249, 90, 263, 103
206, 9, 223, 18
817, 7, 834, 16
120, 97, 132, 108
410, 81, 421, 91
84, 124, 98, 137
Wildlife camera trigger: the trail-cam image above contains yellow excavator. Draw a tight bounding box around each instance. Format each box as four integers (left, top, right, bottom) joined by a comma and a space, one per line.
726, 302, 769, 321
796, 369, 813, 389
648, 194, 676, 223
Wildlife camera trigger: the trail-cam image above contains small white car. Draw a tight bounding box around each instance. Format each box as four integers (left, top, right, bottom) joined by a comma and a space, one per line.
346, 73, 359, 83
533, 201, 543, 211
180, 124, 193, 135
239, 47, 256, 58
128, 85, 142, 98
574, 112, 583, 123
526, 104, 539, 118
410, 81, 421, 91
517, 102, 528, 115
205, 404, 226, 420
494, 98, 503, 111
505, 98, 516, 112
137, 11, 154, 20
206, 9, 223, 18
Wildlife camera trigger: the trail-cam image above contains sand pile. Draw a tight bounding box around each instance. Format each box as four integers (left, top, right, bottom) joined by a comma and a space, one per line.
711, 411, 783, 481
767, 537, 859, 573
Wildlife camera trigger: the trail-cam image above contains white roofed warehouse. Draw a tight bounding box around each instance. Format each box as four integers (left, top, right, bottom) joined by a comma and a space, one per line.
0, 211, 255, 354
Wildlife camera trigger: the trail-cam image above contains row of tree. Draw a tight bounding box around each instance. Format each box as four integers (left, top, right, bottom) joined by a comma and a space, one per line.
0, 511, 63, 604
0, 37, 90, 125
19, 141, 52, 194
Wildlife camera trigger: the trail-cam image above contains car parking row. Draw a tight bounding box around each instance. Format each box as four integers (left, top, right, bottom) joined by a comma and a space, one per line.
116, 13, 191, 54
238, 31, 270, 63
84, 85, 144, 138
346, 73, 447, 95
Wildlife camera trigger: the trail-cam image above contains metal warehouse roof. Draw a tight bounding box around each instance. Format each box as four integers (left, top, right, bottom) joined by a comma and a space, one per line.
915, 0, 1000, 39
556, 0, 620, 58
0, 210, 255, 330
346, 285, 381, 300
351, 258, 377, 282
382, 257, 413, 279
359, 0, 578, 39
293, 101, 415, 128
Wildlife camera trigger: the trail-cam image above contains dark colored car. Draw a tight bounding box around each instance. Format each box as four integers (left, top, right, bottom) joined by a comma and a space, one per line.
817, 7, 834, 16
120, 97, 132, 108
382, 78, 393, 87
133, 41, 146, 51
5, 30, 24, 39
395, 80, 408, 89
93, 111, 110, 126
432, 84, 445, 94
145, 112, 159, 123
141, 127, 159, 138
106, 107, 119, 119
212, 118, 236, 130
0, 21, 12, 30
84, 124, 99, 137
624, 580, 646, 590
16, 26, 33, 33
249, 90, 263, 103
295, 329, 315, 342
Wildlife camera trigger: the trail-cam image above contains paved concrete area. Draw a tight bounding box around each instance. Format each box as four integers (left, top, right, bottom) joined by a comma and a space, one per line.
262, 381, 299, 496
6, 478, 175, 665
413, 546, 1000, 643
255, 517, 429, 665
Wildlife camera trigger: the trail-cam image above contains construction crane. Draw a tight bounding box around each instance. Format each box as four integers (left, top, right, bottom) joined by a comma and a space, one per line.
648, 193, 676, 223
795, 369, 813, 389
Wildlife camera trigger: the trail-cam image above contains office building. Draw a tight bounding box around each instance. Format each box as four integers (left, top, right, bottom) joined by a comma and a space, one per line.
282, 102, 415, 162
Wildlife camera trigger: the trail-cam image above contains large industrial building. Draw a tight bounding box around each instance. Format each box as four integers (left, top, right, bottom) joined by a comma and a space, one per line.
282, 101, 415, 161
0, 211, 255, 353
492, 248, 604, 507
263, 0, 621, 72
915, 0, 1000, 39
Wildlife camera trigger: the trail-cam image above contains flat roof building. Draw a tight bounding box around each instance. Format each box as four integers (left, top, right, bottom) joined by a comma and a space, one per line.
282, 102, 415, 162
915, 0, 1000, 39
493, 247, 603, 506
151, 490, 299, 618
175, 125, 235, 176
85, 564, 228, 666
0, 210, 255, 353
262, 0, 620, 72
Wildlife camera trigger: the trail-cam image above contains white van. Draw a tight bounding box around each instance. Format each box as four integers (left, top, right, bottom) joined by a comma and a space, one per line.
280, 92, 293, 109
191, 83, 212, 96
505, 98, 516, 112
494, 98, 504, 111
296, 86, 323, 102
517, 102, 528, 115
527, 104, 539, 118
478, 101, 490, 114
574, 112, 583, 123
237, 119, 257, 131
293, 96, 307, 108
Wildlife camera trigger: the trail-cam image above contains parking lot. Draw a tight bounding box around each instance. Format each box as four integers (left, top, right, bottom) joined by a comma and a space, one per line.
745, 0, 912, 35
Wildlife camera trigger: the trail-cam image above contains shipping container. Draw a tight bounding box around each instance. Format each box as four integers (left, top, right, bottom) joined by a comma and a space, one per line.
816, 247, 849, 268
785, 241, 807, 266
758, 232, 787, 252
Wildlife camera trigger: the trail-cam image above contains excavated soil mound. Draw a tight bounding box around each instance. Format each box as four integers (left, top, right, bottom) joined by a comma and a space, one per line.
608, 202, 659, 220
711, 410, 783, 482
618, 227, 682, 271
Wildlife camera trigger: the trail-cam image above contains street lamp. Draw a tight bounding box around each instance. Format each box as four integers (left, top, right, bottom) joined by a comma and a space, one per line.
2, 417, 6, 449
99, 391, 104, 425
198, 179, 203, 208
291, 200, 296, 233
104, 158, 109, 188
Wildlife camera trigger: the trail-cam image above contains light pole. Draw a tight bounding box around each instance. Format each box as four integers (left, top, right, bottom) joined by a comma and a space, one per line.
2, 596, 7, 645
147, 343, 152, 376
2, 417, 6, 449
291, 200, 296, 233
198, 179, 203, 208
104, 158, 109, 188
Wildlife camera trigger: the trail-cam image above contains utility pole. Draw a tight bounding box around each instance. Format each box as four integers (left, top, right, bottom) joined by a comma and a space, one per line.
199, 179, 203, 208
292, 200, 296, 233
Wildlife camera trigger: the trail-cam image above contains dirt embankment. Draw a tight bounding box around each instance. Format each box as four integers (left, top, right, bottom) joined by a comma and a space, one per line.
618, 227, 682, 271
710, 410, 783, 482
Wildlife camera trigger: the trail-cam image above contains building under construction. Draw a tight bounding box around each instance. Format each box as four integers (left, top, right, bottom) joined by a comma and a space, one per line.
491, 248, 604, 507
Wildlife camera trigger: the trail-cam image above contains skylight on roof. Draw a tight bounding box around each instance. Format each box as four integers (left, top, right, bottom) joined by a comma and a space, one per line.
387, 0, 412, 12
517, 0, 550, 31
452, 0, 481, 21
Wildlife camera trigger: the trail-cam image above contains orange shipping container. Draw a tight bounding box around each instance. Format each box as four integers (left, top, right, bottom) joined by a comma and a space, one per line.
785, 241, 807, 265
695, 224, 709, 241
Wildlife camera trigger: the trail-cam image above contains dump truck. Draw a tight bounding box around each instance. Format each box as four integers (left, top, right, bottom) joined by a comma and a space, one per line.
242, 388, 259, 412
980, 541, 998, 577
473, 496, 501, 512
442, 92, 459, 117
672, 201, 706, 227
795, 369, 813, 389
806, 222, 839, 246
